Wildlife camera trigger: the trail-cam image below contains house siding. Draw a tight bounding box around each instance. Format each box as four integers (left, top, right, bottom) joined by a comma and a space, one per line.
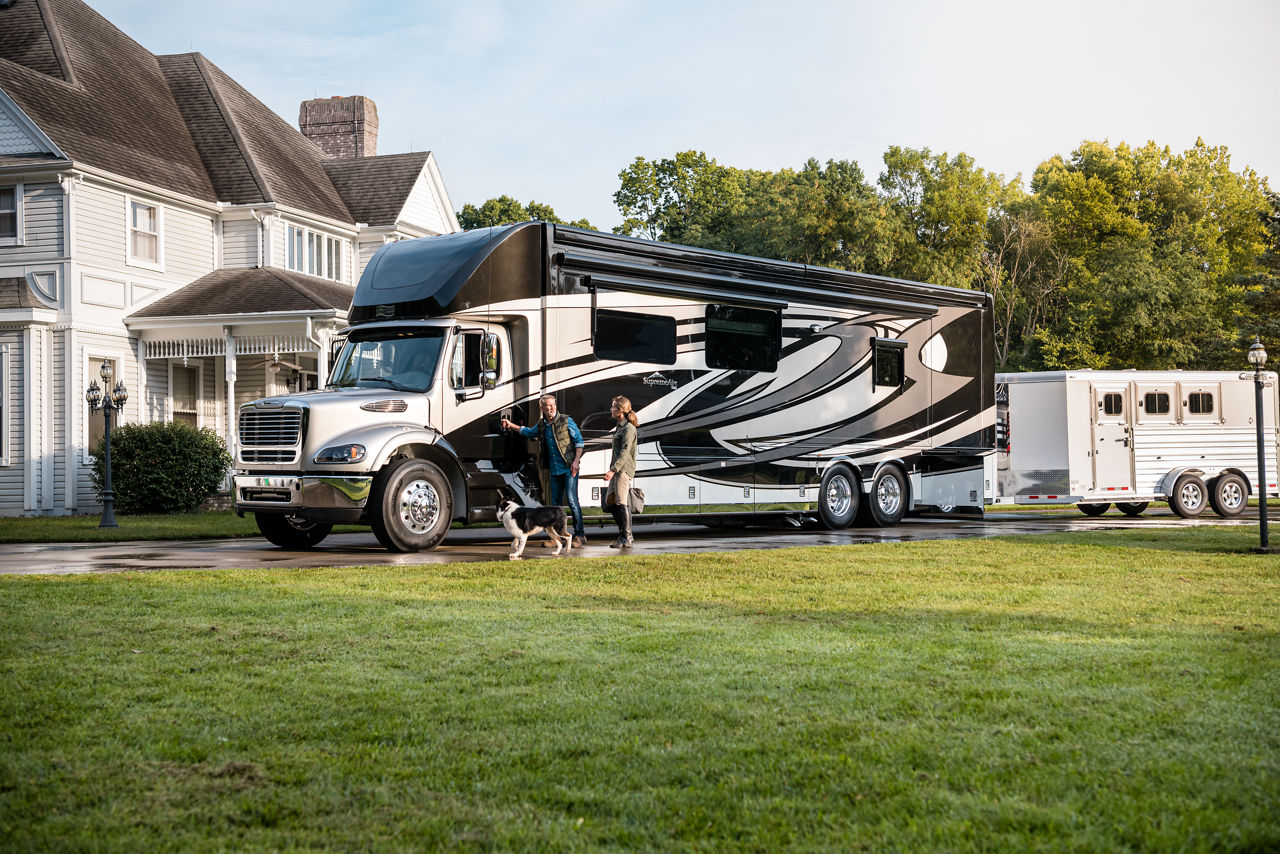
400, 171, 450, 235
222, 219, 258, 268
163, 206, 216, 281
20, 182, 64, 259
75, 183, 128, 269
0, 331, 24, 509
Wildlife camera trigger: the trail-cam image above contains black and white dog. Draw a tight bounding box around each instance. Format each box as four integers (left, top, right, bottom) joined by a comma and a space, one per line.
498, 500, 573, 560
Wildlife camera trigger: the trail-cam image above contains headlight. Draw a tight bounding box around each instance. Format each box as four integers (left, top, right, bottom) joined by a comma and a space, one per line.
314, 444, 366, 464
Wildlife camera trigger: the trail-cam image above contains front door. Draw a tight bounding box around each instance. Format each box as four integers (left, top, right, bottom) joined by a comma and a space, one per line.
1091, 384, 1133, 492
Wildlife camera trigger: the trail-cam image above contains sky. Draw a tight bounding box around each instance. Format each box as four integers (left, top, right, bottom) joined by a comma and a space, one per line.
90, 0, 1280, 232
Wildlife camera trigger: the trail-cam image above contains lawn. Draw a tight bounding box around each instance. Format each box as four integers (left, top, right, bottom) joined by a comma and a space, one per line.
1, 527, 1278, 850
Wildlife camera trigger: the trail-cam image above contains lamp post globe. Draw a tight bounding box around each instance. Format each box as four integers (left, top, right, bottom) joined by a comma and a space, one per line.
1249, 337, 1270, 551
86, 358, 127, 529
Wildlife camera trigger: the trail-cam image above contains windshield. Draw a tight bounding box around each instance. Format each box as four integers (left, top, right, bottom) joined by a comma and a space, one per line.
328, 328, 447, 392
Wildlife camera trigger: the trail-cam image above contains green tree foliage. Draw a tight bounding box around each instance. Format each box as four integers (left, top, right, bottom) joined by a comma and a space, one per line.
457, 195, 593, 231
89, 421, 233, 514
1241, 193, 1280, 348
612, 151, 744, 244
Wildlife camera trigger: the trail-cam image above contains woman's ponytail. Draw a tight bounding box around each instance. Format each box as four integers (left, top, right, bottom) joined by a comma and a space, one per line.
612, 395, 639, 427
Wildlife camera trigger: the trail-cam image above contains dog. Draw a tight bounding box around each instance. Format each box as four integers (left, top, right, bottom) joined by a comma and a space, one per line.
497, 500, 573, 560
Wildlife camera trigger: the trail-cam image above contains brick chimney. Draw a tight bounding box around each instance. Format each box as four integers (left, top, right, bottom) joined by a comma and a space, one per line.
298, 95, 378, 159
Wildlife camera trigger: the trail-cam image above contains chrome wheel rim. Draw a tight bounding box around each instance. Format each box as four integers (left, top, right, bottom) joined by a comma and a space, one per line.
1179, 481, 1204, 511
1221, 480, 1244, 510
398, 478, 440, 533
876, 473, 903, 516
825, 474, 853, 518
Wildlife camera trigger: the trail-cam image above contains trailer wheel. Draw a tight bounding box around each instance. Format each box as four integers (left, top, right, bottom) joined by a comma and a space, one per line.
1169, 474, 1207, 518
369, 458, 453, 552
1116, 502, 1149, 516
868, 465, 908, 527
1077, 503, 1111, 516
1208, 473, 1248, 518
255, 513, 333, 550
818, 464, 859, 529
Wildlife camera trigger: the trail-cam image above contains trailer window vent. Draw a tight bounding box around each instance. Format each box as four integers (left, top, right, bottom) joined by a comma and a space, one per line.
1143, 392, 1170, 414
1188, 392, 1214, 414
1102, 393, 1123, 416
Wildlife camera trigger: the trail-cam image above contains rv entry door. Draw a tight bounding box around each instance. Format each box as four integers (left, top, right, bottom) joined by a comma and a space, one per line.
1090, 384, 1134, 494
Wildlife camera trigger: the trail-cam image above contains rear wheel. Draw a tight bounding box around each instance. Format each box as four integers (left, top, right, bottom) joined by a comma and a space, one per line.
369, 458, 453, 552
1116, 501, 1149, 517
255, 513, 333, 549
818, 464, 858, 529
1078, 503, 1111, 516
1208, 473, 1248, 518
868, 465, 908, 527
1169, 474, 1207, 518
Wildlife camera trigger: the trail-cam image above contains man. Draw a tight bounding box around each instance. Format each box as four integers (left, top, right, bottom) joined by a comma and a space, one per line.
501, 394, 587, 547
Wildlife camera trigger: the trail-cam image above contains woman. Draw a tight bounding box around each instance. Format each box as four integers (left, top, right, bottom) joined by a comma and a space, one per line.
602, 395, 639, 549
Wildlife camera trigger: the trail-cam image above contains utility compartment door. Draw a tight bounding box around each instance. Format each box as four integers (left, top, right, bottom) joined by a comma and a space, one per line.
1090, 383, 1133, 492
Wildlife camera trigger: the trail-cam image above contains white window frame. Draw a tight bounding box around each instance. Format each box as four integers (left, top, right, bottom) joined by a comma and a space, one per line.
83, 353, 121, 464
0, 344, 9, 466
168, 361, 204, 427
285, 223, 345, 282
0, 183, 23, 247
125, 195, 165, 271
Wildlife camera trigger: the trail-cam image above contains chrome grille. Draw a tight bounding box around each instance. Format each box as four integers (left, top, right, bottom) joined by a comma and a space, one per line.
240, 448, 299, 464
239, 408, 303, 446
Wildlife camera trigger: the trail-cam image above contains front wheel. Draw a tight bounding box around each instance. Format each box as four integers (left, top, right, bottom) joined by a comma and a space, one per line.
255, 513, 333, 549
818, 464, 858, 529
369, 458, 453, 552
1169, 474, 1207, 518
1208, 473, 1248, 518
1078, 503, 1111, 517
868, 465, 908, 527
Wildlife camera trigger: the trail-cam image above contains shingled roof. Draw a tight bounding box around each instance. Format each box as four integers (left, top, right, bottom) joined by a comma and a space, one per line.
323, 152, 431, 227
128, 268, 354, 319
0, 276, 46, 309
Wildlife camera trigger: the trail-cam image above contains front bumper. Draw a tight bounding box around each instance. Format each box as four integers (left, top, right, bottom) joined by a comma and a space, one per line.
233, 474, 373, 523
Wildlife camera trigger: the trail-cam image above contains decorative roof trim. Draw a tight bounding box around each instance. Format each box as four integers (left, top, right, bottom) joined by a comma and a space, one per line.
0, 86, 66, 158
423, 152, 460, 233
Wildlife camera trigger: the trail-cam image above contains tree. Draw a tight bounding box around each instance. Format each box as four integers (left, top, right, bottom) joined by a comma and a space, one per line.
612, 151, 744, 244
458, 196, 593, 231
1241, 192, 1280, 347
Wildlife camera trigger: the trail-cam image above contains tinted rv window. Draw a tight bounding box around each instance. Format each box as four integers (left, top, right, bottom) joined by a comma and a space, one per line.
873, 339, 905, 389
1188, 392, 1214, 414
1103, 393, 1123, 416
594, 309, 677, 365
705, 304, 780, 372
1143, 392, 1170, 414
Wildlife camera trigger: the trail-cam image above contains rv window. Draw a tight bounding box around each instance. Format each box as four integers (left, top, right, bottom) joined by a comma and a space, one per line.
1143, 392, 1170, 415
1188, 392, 1214, 414
1103, 393, 1123, 416
705, 304, 780, 373
450, 333, 483, 389
873, 340, 905, 389
594, 309, 677, 365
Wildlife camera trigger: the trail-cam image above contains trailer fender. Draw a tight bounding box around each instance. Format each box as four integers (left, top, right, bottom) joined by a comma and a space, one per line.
1158, 466, 1207, 497
1212, 467, 1255, 496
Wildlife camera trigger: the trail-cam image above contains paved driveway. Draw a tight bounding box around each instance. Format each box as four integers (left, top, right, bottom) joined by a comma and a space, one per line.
0, 510, 1260, 576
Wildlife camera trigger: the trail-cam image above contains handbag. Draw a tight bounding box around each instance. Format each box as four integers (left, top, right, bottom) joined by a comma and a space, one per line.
602, 481, 645, 514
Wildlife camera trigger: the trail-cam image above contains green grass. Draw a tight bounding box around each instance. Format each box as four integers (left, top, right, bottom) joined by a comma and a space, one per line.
2, 527, 1278, 851
0, 511, 371, 544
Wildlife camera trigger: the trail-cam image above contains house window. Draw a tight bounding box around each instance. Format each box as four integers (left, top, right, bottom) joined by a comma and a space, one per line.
0, 344, 9, 467
127, 198, 162, 268
87, 356, 119, 456
286, 225, 344, 282
172, 364, 200, 427
705, 304, 780, 373
872, 338, 906, 390
593, 308, 677, 365
0, 185, 20, 246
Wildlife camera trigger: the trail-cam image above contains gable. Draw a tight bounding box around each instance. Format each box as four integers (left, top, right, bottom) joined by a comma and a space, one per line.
398, 158, 458, 235
0, 89, 59, 156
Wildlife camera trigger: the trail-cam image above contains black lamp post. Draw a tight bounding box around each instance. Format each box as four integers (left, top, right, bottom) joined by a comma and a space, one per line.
1248, 336, 1272, 552
86, 359, 128, 528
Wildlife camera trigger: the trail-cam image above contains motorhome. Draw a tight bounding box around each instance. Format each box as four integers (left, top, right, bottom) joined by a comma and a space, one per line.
993, 370, 1279, 517
233, 223, 996, 551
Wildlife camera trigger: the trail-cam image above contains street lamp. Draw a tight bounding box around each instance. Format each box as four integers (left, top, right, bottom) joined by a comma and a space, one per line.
86, 359, 128, 528
1248, 337, 1272, 552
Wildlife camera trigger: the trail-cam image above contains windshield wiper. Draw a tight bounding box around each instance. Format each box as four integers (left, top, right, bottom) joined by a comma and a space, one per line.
358, 377, 410, 391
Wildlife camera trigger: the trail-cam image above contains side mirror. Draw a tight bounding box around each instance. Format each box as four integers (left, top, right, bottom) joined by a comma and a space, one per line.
481, 333, 501, 373
482, 370, 498, 391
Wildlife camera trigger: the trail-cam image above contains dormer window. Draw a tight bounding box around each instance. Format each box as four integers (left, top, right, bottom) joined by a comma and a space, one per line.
126, 197, 163, 269
286, 224, 344, 282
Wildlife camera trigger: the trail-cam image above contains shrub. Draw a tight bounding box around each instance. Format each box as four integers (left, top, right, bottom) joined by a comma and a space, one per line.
90, 421, 233, 514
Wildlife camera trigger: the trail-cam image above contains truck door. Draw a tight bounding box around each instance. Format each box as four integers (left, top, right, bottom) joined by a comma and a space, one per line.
1091, 384, 1134, 493
441, 327, 518, 468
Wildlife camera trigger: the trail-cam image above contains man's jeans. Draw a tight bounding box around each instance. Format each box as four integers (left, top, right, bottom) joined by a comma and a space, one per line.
548, 470, 585, 537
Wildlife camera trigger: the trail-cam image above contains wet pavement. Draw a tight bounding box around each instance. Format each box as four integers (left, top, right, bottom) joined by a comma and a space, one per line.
0, 509, 1263, 576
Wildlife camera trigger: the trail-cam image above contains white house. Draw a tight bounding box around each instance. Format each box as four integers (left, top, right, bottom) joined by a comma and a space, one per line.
0, 0, 460, 515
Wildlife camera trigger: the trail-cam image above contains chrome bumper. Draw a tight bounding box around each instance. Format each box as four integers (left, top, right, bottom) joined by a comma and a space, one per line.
234, 474, 373, 513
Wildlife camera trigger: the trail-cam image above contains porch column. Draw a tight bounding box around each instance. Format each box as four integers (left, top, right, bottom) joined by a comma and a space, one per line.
223, 327, 237, 457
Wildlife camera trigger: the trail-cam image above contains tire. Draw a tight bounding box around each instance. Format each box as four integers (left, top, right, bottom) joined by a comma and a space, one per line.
369, 458, 453, 552
1169, 474, 1207, 518
1116, 502, 1149, 517
868, 465, 909, 527
1078, 503, 1111, 517
1208, 473, 1248, 518
818, 464, 858, 529
255, 513, 333, 550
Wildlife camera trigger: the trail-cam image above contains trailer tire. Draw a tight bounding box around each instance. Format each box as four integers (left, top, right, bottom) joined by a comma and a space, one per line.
818, 464, 859, 529
255, 513, 333, 550
868, 465, 909, 527
1078, 503, 1110, 516
1208, 473, 1248, 518
1169, 474, 1207, 518
1116, 502, 1149, 516
369, 458, 453, 552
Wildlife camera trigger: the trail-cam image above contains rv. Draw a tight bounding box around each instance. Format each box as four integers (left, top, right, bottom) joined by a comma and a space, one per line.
233, 223, 996, 551
993, 370, 1279, 517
